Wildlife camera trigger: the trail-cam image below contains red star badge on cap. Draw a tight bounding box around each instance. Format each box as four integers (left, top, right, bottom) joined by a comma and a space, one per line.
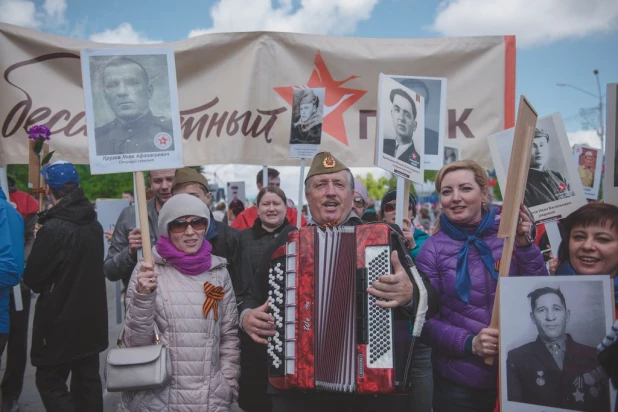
274, 51, 366, 146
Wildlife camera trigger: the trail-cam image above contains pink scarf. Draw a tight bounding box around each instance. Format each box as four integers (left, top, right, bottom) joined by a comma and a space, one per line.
156, 236, 212, 276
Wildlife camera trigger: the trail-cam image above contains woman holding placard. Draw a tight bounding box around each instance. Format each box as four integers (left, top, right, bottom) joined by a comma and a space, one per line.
118, 194, 239, 412
416, 160, 547, 411
237, 186, 294, 412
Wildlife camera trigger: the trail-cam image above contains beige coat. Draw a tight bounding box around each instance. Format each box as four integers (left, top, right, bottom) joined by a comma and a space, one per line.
118, 248, 240, 412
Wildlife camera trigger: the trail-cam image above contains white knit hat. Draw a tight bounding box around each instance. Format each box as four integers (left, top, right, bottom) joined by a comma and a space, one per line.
158, 193, 210, 237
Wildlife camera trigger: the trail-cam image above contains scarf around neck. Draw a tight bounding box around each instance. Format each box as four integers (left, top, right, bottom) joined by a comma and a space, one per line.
440, 206, 498, 303
156, 235, 212, 276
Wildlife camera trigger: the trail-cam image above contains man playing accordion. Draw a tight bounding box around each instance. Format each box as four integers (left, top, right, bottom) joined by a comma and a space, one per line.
239, 152, 438, 412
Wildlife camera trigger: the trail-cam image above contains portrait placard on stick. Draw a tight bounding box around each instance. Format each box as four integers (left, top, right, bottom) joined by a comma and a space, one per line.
80, 48, 183, 174
489, 113, 586, 224
226, 181, 245, 224
391, 75, 447, 171
572, 145, 603, 200
289, 87, 325, 159
375, 73, 425, 184
499, 276, 614, 412
605, 83, 618, 205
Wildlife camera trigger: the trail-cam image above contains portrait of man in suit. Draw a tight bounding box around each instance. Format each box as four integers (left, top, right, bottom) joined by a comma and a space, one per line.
506, 287, 609, 411
94, 56, 174, 156
382, 88, 421, 169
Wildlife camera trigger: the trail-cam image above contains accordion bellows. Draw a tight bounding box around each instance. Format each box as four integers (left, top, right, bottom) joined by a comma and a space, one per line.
267, 223, 423, 394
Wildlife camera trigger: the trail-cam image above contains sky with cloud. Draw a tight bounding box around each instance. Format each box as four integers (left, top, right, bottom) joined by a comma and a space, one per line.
1, 0, 617, 200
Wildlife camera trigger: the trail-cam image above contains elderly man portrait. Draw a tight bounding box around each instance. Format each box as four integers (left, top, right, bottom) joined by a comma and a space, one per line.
506, 287, 609, 411
237, 151, 438, 412
578, 151, 595, 188
95, 56, 174, 156
524, 128, 572, 208
383, 88, 422, 168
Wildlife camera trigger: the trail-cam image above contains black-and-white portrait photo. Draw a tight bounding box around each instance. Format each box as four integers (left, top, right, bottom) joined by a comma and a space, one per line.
91, 55, 174, 156
375, 74, 425, 183
289, 87, 324, 159
444, 146, 459, 165
393, 76, 446, 170
382, 88, 422, 168
488, 113, 586, 223
500, 276, 614, 412
81, 48, 183, 174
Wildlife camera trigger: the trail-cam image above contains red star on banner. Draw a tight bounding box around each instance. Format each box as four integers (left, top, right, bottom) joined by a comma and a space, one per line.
158, 136, 168, 145
274, 51, 367, 146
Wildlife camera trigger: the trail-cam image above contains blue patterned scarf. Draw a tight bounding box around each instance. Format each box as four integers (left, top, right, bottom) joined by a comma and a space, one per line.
440, 206, 498, 303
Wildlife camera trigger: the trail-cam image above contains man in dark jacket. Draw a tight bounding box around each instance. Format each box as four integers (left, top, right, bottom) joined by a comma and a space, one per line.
239, 152, 438, 412
104, 169, 175, 288
507, 287, 609, 411
23, 161, 108, 412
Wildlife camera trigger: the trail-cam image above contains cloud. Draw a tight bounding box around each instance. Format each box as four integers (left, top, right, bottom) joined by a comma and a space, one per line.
188, 0, 380, 38
43, 0, 67, 25
430, 0, 618, 48
89, 23, 161, 44
567, 129, 602, 149
0, 0, 40, 27
0, 0, 67, 28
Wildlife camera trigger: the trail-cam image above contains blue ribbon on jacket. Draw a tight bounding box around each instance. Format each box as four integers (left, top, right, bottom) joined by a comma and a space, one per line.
440, 206, 498, 303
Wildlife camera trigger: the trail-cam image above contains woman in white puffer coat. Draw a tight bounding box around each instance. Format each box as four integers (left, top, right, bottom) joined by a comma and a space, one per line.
118, 194, 240, 412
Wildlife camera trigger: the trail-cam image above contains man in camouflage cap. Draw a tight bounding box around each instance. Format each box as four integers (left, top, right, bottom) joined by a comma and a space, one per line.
238, 151, 438, 412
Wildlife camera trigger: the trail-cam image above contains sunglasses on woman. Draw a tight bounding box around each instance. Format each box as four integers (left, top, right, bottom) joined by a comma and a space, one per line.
383, 202, 413, 213
168, 217, 208, 233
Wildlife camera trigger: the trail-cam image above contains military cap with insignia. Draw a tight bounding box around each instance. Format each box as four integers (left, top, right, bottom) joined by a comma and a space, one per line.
304, 151, 350, 183
172, 167, 209, 191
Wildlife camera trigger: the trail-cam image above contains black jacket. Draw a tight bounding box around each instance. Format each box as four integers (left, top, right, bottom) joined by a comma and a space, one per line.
24, 188, 108, 367
209, 219, 253, 305
507, 334, 610, 411
240, 218, 291, 272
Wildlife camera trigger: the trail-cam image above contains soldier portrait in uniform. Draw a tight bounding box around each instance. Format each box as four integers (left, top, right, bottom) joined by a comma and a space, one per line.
524, 128, 573, 208
500, 277, 613, 412
577, 150, 596, 188
82, 48, 183, 174
93, 56, 174, 156
289, 87, 325, 159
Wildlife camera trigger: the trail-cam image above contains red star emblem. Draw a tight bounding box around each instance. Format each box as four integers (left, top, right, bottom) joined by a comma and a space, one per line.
274, 51, 366, 146
412, 152, 417, 160
557, 182, 567, 192
158, 136, 168, 145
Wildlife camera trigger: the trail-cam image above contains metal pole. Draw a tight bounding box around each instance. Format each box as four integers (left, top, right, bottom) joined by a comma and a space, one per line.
594, 70, 605, 152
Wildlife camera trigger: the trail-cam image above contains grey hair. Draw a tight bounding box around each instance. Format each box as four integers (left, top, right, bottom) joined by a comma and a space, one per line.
304, 170, 354, 194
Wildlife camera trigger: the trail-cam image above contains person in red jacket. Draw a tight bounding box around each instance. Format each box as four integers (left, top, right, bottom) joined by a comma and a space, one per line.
231, 167, 306, 230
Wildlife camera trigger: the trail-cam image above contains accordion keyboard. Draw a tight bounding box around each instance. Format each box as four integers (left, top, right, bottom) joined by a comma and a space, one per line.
267, 262, 285, 372
365, 246, 394, 369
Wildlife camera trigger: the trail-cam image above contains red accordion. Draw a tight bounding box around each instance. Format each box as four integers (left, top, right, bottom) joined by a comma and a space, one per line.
267, 223, 420, 394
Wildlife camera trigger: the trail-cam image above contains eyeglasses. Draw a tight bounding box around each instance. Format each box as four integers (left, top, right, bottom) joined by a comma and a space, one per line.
168, 217, 208, 233
353, 197, 366, 208
383, 203, 413, 213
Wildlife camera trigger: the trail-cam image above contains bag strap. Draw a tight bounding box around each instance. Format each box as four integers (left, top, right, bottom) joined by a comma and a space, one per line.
116, 321, 161, 348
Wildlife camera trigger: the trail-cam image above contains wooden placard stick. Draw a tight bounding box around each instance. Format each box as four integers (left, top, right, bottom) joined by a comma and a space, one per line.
485, 96, 538, 366
134, 171, 152, 266
28, 140, 49, 212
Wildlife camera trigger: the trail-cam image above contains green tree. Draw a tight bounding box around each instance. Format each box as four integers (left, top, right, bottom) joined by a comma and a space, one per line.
7, 164, 134, 200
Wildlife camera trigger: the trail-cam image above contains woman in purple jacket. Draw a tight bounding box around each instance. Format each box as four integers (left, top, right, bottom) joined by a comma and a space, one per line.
416, 160, 548, 411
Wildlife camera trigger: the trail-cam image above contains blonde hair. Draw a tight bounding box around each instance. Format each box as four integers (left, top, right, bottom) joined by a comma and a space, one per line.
434, 160, 491, 232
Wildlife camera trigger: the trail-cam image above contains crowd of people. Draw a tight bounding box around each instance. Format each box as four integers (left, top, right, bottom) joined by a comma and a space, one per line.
0, 150, 617, 412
